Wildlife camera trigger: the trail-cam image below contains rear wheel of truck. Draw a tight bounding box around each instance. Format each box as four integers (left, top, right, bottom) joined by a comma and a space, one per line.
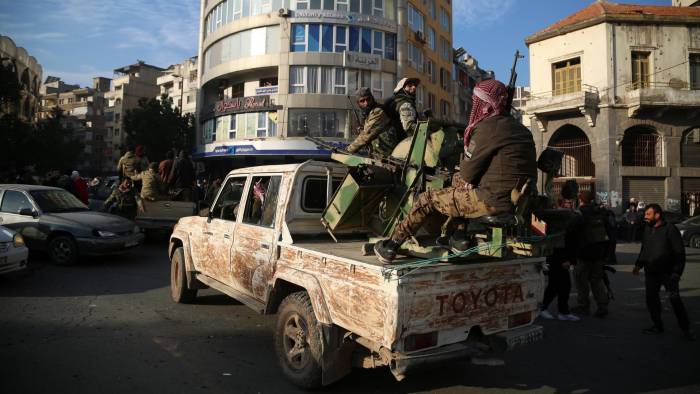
274, 291, 323, 389
170, 247, 197, 303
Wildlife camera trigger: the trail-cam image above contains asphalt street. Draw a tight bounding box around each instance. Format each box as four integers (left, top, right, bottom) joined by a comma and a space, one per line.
1, 240, 699, 394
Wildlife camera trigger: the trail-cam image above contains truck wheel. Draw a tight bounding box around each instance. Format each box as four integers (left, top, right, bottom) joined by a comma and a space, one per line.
170, 247, 197, 303
691, 235, 700, 249
48, 235, 78, 265
274, 291, 323, 389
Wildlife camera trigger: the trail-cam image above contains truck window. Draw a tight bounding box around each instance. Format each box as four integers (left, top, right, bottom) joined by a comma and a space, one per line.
211, 177, 246, 221
301, 177, 343, 213
242, 176, 281, 228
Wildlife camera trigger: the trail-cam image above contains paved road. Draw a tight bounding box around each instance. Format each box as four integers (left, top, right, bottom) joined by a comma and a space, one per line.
1, 240, 699, 394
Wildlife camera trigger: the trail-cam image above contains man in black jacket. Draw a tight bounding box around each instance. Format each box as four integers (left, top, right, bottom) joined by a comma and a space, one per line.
633, 204, 695, 340
573, 190, 611, 317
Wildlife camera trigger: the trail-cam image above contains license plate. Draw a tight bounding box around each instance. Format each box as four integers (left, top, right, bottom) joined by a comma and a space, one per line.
125, 240, 139, 248
495, 324, 543, 350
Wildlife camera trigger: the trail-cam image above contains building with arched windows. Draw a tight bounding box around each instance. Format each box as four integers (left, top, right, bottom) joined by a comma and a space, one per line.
0, 35, 42, 123
195, 0, 455, 170
525, 2, 700, 214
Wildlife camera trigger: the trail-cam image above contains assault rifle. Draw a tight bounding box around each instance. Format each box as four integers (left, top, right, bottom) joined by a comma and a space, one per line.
305, 135, 407, 168
505, 50, 525, 113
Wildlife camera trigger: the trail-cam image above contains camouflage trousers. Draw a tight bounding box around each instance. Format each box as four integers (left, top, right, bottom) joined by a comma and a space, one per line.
391, 187, 494, 243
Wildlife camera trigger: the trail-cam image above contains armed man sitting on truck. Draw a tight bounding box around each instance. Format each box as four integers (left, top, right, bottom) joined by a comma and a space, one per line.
346, 87, 399, 158
374, 79, 537, 264
130, 162, 166, 201
385, 77, 420, 138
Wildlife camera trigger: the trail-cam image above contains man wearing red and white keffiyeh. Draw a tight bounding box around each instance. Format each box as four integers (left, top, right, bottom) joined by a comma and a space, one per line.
374, 79, 537, 264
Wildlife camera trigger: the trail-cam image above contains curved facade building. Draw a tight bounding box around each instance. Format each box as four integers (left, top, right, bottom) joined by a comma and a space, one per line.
0, 35, 43, 123
196, 0, 404, 166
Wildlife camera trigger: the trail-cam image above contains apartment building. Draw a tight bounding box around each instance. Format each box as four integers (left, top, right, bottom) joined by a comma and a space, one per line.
196, 0, 454, 169
525, 2, 700, 215
0, 35, 42, 123
451, 51, 494, 124
38, 77, 111, 174
103, 61, 164, 170
157, 56, 199, 116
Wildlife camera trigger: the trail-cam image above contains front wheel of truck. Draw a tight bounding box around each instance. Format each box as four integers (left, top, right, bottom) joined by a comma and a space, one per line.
170, 246, 197, 303
274, 291, 323, 389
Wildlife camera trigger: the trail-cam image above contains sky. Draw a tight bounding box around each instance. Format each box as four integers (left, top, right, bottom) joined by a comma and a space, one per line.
0, 0, 673, 88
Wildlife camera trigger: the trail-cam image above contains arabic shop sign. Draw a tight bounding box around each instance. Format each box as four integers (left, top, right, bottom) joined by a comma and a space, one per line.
344, 51, 381, 71
213, 95, 275, 116
292, 9, 396, 30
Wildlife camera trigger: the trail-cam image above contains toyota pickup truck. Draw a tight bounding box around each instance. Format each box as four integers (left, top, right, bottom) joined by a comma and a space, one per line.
168, 160, 545, 389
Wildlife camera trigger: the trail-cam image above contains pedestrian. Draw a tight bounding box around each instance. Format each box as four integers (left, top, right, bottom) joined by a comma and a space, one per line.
346, 87, 399, 158
374, 79, 537, 263
624, 203, 639, 242
572, 190, 611, 318
540, 197, 581, 322
71, 170, 89, 205
633, 204, 695, 340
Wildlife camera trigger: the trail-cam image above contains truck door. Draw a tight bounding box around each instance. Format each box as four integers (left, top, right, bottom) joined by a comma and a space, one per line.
198, 176, 247, 286
233, 175, 282, 300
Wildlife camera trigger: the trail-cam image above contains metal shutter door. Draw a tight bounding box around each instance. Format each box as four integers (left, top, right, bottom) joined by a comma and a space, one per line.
682, 178, 700, 193
622, 177, 665, 207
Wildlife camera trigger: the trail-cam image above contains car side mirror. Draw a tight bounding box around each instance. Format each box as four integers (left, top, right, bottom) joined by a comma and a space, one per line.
19, 208, 37, 218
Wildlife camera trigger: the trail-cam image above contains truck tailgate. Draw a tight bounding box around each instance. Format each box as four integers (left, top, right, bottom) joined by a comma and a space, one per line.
137, 201, 196, 226
393, 258, 544, 351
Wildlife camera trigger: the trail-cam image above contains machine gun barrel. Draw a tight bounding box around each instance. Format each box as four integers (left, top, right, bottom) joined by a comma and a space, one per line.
506, 50, 524, 112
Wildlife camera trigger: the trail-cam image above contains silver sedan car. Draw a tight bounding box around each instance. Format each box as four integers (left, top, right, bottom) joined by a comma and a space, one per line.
0, 225, 29, 275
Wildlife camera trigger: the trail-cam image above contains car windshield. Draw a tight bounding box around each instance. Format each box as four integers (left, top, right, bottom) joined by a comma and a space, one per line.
30, 190, 89, 213
681, 215, 700, 226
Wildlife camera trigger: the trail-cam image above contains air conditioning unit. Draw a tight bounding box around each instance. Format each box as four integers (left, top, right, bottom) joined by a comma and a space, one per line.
414, 30, 425, 43
278, 7, 291, 17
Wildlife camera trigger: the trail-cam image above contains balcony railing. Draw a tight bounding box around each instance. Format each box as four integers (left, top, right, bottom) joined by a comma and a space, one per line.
623, 79, 700, 117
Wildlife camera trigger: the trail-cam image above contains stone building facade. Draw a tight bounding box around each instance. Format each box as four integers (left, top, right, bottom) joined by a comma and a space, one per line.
525, 2, 700, 215
0, 35, 42, 123
158, 56, 199, 116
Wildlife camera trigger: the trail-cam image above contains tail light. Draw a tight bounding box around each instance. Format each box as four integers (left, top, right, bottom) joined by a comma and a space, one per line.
404, 331, 438, 352
508, 311, 533, 328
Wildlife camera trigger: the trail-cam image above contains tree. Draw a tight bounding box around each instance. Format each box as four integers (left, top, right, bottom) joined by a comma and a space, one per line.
123, 94, 195, 162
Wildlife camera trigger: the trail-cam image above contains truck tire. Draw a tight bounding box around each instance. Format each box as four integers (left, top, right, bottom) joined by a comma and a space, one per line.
170, 247, 197, 303
48, 235, 78, 265
274, 291, 323, 389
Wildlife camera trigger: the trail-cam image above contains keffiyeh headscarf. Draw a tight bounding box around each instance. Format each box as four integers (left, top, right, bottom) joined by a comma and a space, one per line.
464, 79, 509, 152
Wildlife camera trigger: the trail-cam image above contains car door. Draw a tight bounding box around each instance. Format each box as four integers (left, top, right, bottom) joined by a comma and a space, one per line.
233, 174, 283, 300
196, 175, 247, 286
0, 190, 42, 248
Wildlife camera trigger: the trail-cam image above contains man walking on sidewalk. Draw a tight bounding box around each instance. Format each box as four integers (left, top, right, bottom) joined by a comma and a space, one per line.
633, 204, 695, 340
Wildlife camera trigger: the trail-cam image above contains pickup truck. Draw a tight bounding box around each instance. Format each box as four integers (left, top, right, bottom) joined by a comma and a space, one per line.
135, 199, 196, 232
168, 160, 544, 389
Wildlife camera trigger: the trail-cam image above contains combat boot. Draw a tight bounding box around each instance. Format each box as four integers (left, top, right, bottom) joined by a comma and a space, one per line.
374, 239, 400, 264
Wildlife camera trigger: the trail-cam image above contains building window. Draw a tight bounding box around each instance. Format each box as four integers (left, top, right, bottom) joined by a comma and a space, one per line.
334, 68, 346, 94
440, 68, 450, 91
439, 7, 450, 33
440, 36, 451, 61
440, 100, 450, 119
289, 66, 350, 95
372, 0, 383, 16
552, 57, 581, 96
288, 108, 347, 137
229, 114, 237, 139
631, 51, 650, 90
186, 95, 192, 104
426, 0, 435, 18
682, 127, 700, 167
114, 128, 120, 137
291, 23, 395, 60
115, 113, 120, 123
408, 43, 423, 71
621, 127, 662, 167
205, 0, 280, 37
407, 4, 424, 35
426, 27, 435, 51
428, 93, 436, 111
336, 0, 348, 11
690, 54, 700, 90
204, 26, 280, 71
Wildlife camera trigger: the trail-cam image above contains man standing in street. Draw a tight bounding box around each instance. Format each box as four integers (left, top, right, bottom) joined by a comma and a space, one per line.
633, 204, 695, 340
573, 190, 611, 318
346, 87, 398, 158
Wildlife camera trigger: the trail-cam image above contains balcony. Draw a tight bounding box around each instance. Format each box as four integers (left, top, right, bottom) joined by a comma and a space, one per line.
526, 84, 599, 132
623, 82, 700, 117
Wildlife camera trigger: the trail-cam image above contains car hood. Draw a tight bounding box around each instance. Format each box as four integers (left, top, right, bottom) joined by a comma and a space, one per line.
45, 211, 134, 233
